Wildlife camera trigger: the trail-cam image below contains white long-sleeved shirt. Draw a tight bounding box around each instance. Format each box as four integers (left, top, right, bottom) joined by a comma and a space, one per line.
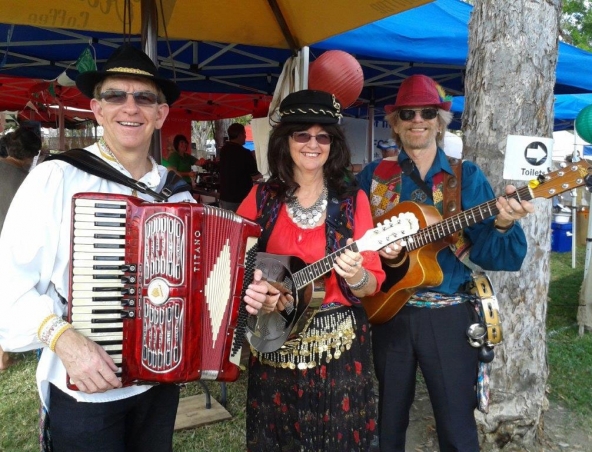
0, 143, 194, 408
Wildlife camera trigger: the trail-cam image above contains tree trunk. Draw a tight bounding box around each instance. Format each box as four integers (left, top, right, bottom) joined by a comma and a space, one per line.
192, 120, 214, 155
463, 1, 561, 449
214, 119, 233, 159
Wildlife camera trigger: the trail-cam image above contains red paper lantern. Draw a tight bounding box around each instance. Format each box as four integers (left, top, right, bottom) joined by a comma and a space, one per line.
308, 50, 364, 108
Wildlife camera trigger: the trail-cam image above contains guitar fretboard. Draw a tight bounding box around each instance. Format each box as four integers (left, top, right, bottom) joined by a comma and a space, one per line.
406, 186, 533, 252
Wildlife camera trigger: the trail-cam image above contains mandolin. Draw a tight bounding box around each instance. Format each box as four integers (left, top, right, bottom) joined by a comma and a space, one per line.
246, 212, 419, 353
362, 162, 592, 324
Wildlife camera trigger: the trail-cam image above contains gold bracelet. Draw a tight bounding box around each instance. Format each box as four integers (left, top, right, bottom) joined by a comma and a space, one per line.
37, 314, 58, 343
49, 322, 73, 352
494, 219, 514, 231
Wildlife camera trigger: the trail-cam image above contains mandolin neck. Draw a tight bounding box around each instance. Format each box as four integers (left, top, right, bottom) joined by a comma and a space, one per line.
292, 243, 359, 289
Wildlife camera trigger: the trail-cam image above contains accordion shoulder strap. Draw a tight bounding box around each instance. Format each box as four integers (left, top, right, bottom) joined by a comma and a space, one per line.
46, 148, 191, 201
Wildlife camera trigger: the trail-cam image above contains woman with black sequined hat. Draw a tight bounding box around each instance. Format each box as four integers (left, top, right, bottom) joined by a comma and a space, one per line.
238, 89, 386, 451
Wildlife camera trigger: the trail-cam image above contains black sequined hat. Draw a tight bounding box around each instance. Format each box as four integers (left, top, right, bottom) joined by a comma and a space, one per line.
278, 89, 342, 124
76, 44, 180, 105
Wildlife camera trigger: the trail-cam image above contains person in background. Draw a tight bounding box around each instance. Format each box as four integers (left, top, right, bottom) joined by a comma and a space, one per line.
378, 138, 400, 160
355, 138, 399, 188
0, 126, 42, 371
219, 123, 262, 212
358, 74, 534, 452
238, 89, 386, 451
167, 133, 198, 185
0, 43, 271, 452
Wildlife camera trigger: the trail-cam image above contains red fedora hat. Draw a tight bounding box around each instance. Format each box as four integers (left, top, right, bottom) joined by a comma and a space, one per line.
385, 74, 452, 113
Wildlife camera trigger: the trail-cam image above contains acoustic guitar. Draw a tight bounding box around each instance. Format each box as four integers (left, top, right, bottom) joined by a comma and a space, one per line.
362, 162, 592, 324
246, 212, 419, 353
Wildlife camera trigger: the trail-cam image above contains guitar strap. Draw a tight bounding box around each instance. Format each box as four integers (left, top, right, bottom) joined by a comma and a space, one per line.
46, 148, 192, 201
442, 157, 462, 245
401, 159, 433, 201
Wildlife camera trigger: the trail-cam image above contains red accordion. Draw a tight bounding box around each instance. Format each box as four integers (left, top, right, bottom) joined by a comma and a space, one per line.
67, 193, 260, 388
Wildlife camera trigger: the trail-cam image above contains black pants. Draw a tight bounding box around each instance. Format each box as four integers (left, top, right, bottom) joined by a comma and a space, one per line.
372, 303, 480, 452
49, 384, 180, 452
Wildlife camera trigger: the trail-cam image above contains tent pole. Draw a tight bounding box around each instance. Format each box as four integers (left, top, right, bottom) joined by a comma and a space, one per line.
300, 46, 309, 90
572, 126, 581, 268
141, 0, 162, 163
572, 189, 578, 269
366, 88, 376, 167
58, 100, 65, 151
366, 104, 375, 167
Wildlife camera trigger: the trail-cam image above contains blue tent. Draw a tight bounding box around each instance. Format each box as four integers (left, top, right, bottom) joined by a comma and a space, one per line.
319, 0, 592, 119
451, 94, 592, 131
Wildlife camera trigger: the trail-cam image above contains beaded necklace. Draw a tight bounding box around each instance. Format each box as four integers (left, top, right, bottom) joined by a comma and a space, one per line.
97, 137, 125, 172
286, 183, 328, 227
97, 137, 154, 177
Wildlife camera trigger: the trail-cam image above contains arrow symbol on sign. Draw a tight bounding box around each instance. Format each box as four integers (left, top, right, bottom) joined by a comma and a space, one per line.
526, 142, 547, 164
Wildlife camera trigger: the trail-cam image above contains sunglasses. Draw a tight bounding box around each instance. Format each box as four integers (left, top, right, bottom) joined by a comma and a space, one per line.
398, 108, 439, 121
99, 90, 159, 106
291, 131, 333, 145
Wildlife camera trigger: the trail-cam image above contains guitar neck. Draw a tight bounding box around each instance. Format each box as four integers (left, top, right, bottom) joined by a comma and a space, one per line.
406, 185, 533, 252
292, 243, 359, 289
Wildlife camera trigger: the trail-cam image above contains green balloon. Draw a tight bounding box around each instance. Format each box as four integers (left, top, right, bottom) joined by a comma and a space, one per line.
576, 104, 592, 143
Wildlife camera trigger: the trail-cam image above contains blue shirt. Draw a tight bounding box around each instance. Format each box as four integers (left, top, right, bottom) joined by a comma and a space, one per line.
359, 148, 528, 294
356, 159, 382, 194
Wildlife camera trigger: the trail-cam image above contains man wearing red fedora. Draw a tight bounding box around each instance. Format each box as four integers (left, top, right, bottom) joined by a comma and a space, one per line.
0, 44, 270, 451
358, 74, 534, 451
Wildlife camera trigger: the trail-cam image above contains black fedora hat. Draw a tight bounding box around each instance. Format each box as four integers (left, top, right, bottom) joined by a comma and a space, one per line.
278, 89, 342, 124
76, 44, 180, 105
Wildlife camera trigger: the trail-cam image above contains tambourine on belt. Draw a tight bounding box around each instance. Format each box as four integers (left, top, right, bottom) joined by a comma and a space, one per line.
467, 272, 503, 347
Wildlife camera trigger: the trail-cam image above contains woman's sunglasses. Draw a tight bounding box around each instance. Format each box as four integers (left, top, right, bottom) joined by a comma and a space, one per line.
291, 131, 333, 145
398, 108, 439, 121
99, 90, 159, 106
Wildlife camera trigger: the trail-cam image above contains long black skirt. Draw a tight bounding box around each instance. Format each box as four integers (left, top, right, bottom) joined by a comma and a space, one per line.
246, 304, 378, 451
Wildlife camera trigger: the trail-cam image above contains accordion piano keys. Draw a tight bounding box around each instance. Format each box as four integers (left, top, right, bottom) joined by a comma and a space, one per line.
66, 194, 261, 389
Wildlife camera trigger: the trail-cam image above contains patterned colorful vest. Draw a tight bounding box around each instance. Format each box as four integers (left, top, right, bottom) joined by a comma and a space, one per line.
367, 159, 471, 260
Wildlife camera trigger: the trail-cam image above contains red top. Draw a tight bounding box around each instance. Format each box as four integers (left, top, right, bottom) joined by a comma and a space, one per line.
238, 188, 386, 306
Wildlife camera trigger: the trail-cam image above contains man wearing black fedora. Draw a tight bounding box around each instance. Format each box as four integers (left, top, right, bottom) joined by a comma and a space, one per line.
0, 44, 269, 451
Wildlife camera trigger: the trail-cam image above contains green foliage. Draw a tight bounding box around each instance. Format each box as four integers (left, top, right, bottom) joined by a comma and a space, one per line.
561, 0, 592, 51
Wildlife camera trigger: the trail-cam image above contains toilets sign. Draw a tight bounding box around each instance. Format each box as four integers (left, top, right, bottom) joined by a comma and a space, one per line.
503, 135, 553, 181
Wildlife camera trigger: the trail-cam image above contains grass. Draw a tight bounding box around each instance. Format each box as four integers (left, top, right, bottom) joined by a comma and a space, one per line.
547, 245, 592, 419
2, 248, 592, 451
